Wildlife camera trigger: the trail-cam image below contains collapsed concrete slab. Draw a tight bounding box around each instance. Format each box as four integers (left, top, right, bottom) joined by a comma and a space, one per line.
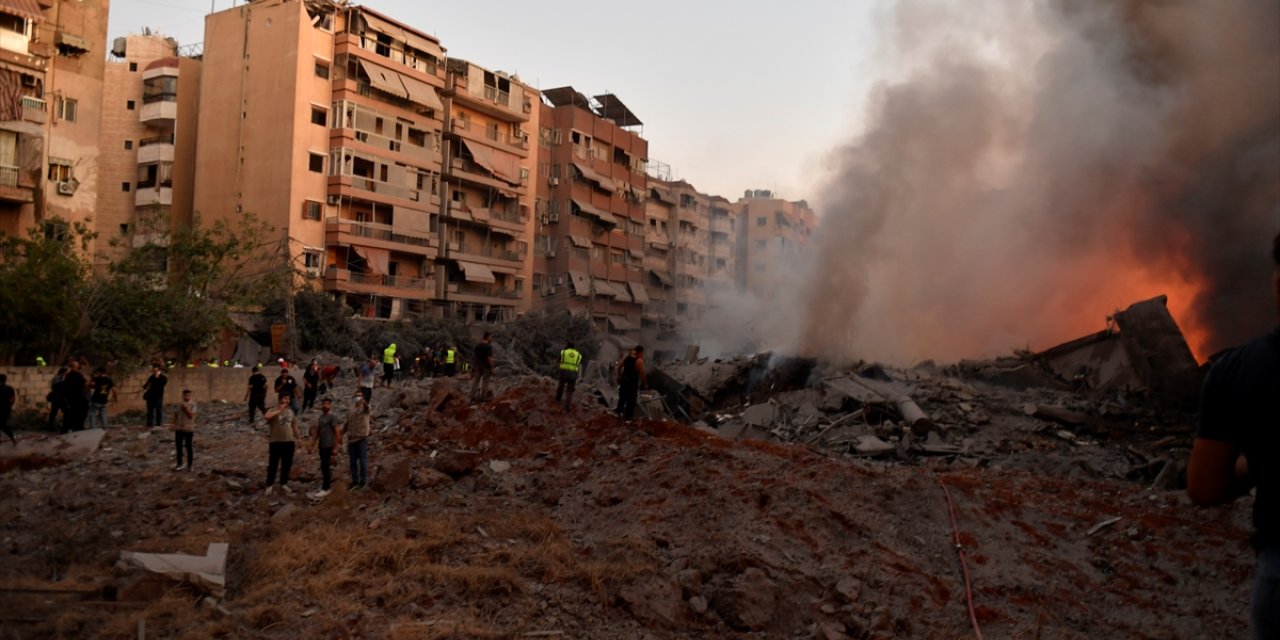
118, 543, 228, 598
0, 429, 106, 472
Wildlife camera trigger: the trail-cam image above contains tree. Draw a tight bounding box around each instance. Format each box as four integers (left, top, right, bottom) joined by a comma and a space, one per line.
0, 219, 95, 365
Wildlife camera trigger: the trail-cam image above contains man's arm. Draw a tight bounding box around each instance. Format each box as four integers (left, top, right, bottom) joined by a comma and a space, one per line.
1187, 438, 1253, 506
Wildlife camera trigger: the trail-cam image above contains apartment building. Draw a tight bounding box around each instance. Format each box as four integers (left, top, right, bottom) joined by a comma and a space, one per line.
642, 180, 676, 330
533, 87, 648, 337
0, 0, 107, 243
438, 57, 537, 322
736, 189, 816, 299
96, 33, 201, 267
196, 0, 446, 320
706, 195, 737, 296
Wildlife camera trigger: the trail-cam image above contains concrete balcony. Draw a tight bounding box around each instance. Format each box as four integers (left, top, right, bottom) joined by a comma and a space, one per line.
137, 136, 175, 164
19, 96, 46, 124
446, 282, 521, 305
0, 164, 34, 203
135, 185, 173, 207
324, 267, 434, 300
139, 97, 177, 126
324, 217, 437, 257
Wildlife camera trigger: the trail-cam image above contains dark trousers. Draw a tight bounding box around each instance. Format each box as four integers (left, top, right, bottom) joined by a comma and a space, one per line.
555, 370, 578, 410
248, 394, 267, 422
266, 441, 296, 486
62, 403, 87, 433
47, 400, 63, 429
175, 430, 193, 467
302, 387, 317, 411
318, 446, 334, 490
145, 398, 163, 427
1, 410, 13, 443
616, 383, 639, 420
348, 438, 368, 486
359, 386, 372, 404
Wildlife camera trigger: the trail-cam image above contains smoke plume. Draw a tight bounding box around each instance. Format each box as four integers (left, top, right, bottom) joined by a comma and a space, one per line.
791, 0, 1280, 364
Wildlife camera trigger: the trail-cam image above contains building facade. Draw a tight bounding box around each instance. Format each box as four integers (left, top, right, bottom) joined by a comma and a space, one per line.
736, 189, 816, 299
533, 87, 648, 337
97, 33, 201, 267
0, 0, 108, 245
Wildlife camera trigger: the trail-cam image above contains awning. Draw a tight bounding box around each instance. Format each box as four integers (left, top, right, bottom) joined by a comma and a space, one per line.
470, 207, 490, 222
0, 0, 43, 21
459, 139, 495, 175
56, 32, 89, 52
360, 10, 405, 40
566, 234, 590, 249
571, 162, 616, 192
613, 283, 633, 303
591, 279, 619, 298
448, 207, 473, 222
568, 271, 590, 296
648, 268, 674, 288
458, 261, 496, 284
359, 59, 408, 99
650, 185, 676, 205
571, 198, 618, 228
491, 226, 519, 238
351, 245, 390, 276
398, 71, 443, 111
628, 282, 651, 305
608, 315, 638, 332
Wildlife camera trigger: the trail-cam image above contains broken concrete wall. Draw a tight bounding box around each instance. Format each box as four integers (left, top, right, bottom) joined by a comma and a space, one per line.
1112, 296, 1203, 405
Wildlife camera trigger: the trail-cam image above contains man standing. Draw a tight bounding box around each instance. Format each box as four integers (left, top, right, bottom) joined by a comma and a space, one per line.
555, 341, 582, 412
345, 393, 372, 490
245, 366, 268, 423
87, 367, 117, 430
358, 357, 377, 403
382, 342, 397, 387
46, 366, 66, 429
59, 361, 89, 433
471, 333, 496, 403
173, 389, 196, 471
274, 367, 301, 415
302, 360, 321, 412
615, 345, 647, 421
444, 345, 458, 377
1188, 233, 1280, 639
309, 397, 341, 499
142, 365, 167, 427
0, 373, 15, 446
264, 393, 300, 495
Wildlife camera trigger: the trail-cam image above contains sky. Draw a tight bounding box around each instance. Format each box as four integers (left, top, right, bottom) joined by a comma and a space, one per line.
106, 0, 884, 204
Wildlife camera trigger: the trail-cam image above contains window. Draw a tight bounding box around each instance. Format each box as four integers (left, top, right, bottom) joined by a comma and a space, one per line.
57, 97, 77, 122
121, 182, 130, 192
756, 216, 766, 226
407, 128, 426, 147
303, 250, 323, 270
119, 223, 129, 236
314, 62, 330, 79
0, 15, 26, 35
124, 140, 133, 150
308, 153, 324, 173
302, 200, 322, 220
42, 220, 68, 241
310, 106, 327, 126
129, 62, 138, 72
126, 100, 135, 110
47, 160, 72, 182
610, 250, 624, 264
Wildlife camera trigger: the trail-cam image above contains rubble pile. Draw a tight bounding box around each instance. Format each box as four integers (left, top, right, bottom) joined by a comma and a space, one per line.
0, 297, 1255, 638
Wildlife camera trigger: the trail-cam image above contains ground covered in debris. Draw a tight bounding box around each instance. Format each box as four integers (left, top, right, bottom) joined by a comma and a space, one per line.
0, 369, 1255, 639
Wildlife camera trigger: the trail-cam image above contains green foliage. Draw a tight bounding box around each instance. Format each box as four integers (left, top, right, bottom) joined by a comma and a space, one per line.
264, 290, 361, 357
0, 219, 95, 364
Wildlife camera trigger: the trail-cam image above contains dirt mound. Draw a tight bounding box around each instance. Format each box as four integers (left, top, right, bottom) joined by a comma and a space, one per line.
0, 374, 1253, 638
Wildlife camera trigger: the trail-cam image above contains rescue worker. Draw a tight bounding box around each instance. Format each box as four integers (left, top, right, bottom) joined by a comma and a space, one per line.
382, 342, 397, 387
555, 341, 582, 412
615, 345, 647, 421
35, 356, 47, 367
444, 345, 458, 377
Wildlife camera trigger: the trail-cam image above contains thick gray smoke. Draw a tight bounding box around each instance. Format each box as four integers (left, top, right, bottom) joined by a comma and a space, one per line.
790, 0, 1279, 364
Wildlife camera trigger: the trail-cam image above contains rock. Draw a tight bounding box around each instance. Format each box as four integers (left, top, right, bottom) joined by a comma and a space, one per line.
834, 577, 862, 603
712, 567, 776, 631
688, 595, 709, 615
376, 458, 412, 491
852, 436, 895, 455
434, 450, 481, 479
411, 468, 452, 489
488, 460, 512, 473
717, 421, 747, 440
820, 603, 838, 614
817, 621, 848, 640
617, 575, 683, 629
743, 403, 777, 427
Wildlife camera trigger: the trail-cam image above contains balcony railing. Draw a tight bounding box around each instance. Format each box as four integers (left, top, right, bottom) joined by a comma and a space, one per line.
140, 134, 175, 147
348, 270, 430, 290
326, 217, 434, 249
347, 175, 423, 202
19, 95, 44, 111
489, 208, 522, 225
456, 282, 520, 300
143, 92, 177, 104
482, 85, 510, 106
450, 242, 525, 263
0, 165, 19, 188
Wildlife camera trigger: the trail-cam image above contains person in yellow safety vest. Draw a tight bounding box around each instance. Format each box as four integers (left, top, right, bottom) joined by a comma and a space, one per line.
554, 341, 582, 412
382, 343, 397, 387
35, 356, 46, 367
444, 347, 457, 377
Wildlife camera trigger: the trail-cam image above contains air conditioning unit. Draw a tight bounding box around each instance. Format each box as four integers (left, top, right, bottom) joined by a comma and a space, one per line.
547, 212, 559, 222
56, 181, 76, 196
326, 195, 340, 205
548, 177, 559, 186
